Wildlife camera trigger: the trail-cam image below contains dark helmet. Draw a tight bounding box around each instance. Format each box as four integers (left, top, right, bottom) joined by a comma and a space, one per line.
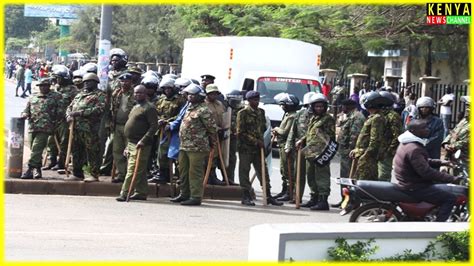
379, 91, 395, 106
81, 62, 98, 74
82, 73, 100, 83
361, 91, 389, 109
110, 48, 128, 62
52, 64, 71, 79
226, 90, 243, 107
277, 93, 299, 106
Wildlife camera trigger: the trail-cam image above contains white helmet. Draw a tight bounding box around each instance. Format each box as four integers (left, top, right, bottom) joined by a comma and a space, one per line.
303, 92, 317, 105
416, 96, 436, 108
159, 78, 175, 88
175, 77, 192, 88
308, 93, 328, 104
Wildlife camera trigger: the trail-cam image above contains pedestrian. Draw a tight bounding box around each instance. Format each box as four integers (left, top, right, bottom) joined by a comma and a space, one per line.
271, 93, 299, 201
64, 73, 106, 182
442, 96, 470, 175
38, 63, 48, 78
15, 63, 25, 97
415, 96, 444, 160
204, 84, 227, 186
116, 85, 159, 201
170, 84, 217, 206
43, 65, 78, 172
153, 78, 186, 184
110, 72, 136, 183
349, 91, 387, 181
378, 91, 403, 181
438, 86, 455, 138
20, 78, 63, 179
21, 65, 33, 98
296, 93, 336, 211
285, 92, 316, 205
237, 90, 283, 206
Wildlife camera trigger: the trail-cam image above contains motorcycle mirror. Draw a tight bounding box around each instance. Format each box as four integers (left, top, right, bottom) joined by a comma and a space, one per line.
454, 149, 461, 160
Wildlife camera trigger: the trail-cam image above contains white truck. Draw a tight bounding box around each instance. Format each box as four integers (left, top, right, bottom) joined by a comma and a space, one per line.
180, 36, 322, 127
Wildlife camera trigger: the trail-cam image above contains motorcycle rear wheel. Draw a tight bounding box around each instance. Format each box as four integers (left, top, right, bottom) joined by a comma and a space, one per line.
349, 203, 402, 222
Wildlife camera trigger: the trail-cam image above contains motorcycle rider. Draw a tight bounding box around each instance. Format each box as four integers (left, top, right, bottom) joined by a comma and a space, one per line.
393, 119, 463, 222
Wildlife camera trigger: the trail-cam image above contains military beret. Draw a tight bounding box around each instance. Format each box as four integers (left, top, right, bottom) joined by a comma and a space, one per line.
127, 66, 143, 75
245, 90, 260, 99
200, 74, 215, 81
118, 72, 133, 80
205, 84, 220, 94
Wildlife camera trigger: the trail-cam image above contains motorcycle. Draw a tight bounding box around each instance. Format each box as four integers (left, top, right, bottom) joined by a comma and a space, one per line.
336, 151, 469, 222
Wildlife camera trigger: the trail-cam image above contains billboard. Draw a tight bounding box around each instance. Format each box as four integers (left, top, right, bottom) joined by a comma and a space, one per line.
24, 5, 84, 19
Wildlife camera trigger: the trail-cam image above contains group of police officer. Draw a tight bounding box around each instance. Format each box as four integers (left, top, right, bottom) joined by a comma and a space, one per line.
19, 47, 470, 209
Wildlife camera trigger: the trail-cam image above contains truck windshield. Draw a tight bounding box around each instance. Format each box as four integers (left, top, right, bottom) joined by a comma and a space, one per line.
256, 77, 321, 104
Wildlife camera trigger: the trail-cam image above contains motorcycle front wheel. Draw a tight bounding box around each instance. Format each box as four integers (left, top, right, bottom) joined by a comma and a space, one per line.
349, 203, 402, 222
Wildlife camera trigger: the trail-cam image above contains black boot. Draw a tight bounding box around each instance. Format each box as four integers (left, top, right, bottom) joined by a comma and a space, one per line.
277, 192, 291, 202
272, 183, 288, 199
21, 166, 34, 179
310, 195, 330, 211
301, 196, 318, 208
156, 169, 170, 184
33, 167, 42, 179
207, 173, 225, 186
241, 190, 255, 206
51, 157, 65, 171
267, 197, 284, 206
42, 156, 57, 170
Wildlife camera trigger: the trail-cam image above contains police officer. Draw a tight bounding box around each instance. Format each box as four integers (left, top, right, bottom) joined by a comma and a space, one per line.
200, 74, 215, 89
46, 65, 78, 172
442, 96, 470, 175
415, 96, 444, 160
225, 90, 244, 185
378, 91, 402, 181
116, 85, 159, 201
110, 72, 136, 183
349, 91, 387, 181
65, 73, 106, 182
271, 93, 299, 201
153, 77, 186, 184
296, 93, 335, 210
20, 78, 63, 179
170, 84, 217, 206
285, 92, 316, 205
237, 91, 283, 206
99, 48, 129, 176
141, 74, 160, 104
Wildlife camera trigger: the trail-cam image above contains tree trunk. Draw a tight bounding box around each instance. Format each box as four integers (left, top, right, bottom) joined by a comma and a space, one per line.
425, 39, 432, 76
406, 41, 412, 84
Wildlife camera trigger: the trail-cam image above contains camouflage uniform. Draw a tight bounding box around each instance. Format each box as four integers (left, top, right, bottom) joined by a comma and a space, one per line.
178, 102, 217, 200
119, 102, 159, 198
237, 106, 272, 195
329, 85, 346, 113
47, 84, 78, 166
22, 90, 63, 168
66, 88, 106, 178
351, 112, 386, 180
110, 87, 136, 181
301, 113, 335, 199
155, 94, 186, 173
285, 108, 312, 198
442, 117, 469, 175
378, 109, 402, 181
273, 111, 297, 192
226, 105, 243, 183
337, 110, 366, 178
205, 99, 227, 181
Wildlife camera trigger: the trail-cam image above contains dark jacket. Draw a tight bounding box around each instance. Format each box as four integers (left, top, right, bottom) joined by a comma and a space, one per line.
393, 142, 456, 190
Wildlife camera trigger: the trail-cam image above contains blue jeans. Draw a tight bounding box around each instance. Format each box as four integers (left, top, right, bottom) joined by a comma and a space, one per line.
440, 114, 451, 139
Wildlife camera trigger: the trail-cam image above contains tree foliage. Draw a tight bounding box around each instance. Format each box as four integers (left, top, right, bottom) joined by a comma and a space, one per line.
5, 5, 49, 40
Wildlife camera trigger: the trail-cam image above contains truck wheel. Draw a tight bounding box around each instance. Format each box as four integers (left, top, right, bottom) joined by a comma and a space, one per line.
349, 203, 402, 222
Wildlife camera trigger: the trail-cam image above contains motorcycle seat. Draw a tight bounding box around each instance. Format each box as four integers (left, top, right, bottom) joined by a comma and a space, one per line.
355, 180, 419, 203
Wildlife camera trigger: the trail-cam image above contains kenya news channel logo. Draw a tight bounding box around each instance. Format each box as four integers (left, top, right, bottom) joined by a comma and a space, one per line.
426, 3, 471, 25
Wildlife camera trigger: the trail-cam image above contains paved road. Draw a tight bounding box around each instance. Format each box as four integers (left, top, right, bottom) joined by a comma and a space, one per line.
5, 194, 349, 261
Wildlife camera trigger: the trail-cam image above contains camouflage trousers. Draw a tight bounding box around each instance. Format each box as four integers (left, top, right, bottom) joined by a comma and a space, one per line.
119, 143, 151, 197
306, 159, 331, 198
72, 129, 101, 177
279, 146, 295, 188
338, 149, 353, 178
238, 151, 271, 194
158, 131, 171, 171
46, 121, 68, 160
377, 155, 394, 181
354, 153, 379, 180
112, 125, 128, 180
178, 150, 208, 199
28, 132, 50, 168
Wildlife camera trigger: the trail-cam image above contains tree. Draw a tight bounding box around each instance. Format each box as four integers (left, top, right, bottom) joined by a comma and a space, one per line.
5, 5, 48, 39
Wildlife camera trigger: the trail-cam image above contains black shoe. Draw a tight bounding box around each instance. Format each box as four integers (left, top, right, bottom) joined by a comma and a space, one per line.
99, 169, 111, 176
301, 198, 318, 208
330, 203, 342, 208
73, 171, 85, 179
42, 157, 57, 170
228, 180, 239, 186
310, 201, 330, 211
267, 197, 284, 206
111, 178, 124, 183
170, 194, 188, 203
277, 193, 291, 202
241, 197, 256, 206
180, 198, 202, 206
116, 195, 126, 202
129, 193, 147, 201
51, 163, 65, 171
20, 167, 34, 179
272, 184, 288, 199
33, 168, 42, 179
20, 94, 26, 98
147, 176, 161, 184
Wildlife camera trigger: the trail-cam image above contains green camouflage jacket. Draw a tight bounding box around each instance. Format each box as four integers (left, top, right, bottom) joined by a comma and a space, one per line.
156, 94, 187, 123
285, 108, 312, 152
381, 109, 403, 156
237, 106, 266, 153
302, 113, 335, 159
337, 110, 366, 151
67, 89, 106, 132
352, 112, 386, 159
442, 117, 469, 164
22, 91, 63, 133
274, 111, 297, 145
179, 102, 217, 152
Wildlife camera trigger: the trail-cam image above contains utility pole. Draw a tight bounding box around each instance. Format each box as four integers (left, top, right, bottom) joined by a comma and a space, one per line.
97, 5, 112, 91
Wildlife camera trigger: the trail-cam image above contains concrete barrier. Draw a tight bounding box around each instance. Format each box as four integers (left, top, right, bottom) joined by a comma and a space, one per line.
248, 222, 469, 261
